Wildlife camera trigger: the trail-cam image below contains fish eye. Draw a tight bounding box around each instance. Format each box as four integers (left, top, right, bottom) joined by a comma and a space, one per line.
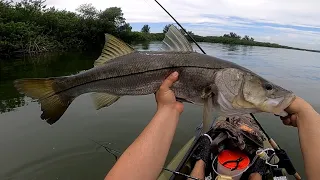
264, 83, 273, 91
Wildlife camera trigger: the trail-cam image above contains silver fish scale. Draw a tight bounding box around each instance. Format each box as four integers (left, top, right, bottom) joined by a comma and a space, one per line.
55, 51, 246, 103
69, 51, 248, 81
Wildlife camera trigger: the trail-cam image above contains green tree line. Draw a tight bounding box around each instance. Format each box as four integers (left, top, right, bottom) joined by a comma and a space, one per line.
0, 0, 163, 58
1, 0, 318, 58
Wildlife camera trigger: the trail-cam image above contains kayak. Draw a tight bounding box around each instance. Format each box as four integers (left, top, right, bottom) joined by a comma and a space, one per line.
158, 115, 289, 180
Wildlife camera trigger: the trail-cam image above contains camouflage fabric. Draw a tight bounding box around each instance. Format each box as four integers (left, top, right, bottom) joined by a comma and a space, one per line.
192, 135, 212, 166
209, 115, 266, 154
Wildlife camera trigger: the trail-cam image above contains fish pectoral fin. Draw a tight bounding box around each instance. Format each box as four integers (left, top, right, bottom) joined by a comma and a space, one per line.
201, 85, 218, 133
94, 34, 135, 67
201, 85, 218, 99
160, 25, 193, 52
91, 93, 120, 110
202, 97, 213, 134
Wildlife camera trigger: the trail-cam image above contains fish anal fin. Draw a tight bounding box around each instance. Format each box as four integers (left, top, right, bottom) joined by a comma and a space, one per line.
161, 25, 193, 52
94, 34, 135, 67
91, 93, 120, 110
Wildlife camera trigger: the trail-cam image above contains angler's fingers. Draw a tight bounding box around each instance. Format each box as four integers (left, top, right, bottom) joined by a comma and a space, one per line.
160, 71, 179, 91
280, 116, 288, 121
282, 118, 291, 126
280, 114, 297, 127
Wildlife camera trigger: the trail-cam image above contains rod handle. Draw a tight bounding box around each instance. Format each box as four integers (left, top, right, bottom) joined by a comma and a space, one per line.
269, 138, 280, 150
294, 172, 302, 180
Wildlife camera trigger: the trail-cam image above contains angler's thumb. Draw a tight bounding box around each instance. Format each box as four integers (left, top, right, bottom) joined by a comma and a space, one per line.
162, 72, 179, 88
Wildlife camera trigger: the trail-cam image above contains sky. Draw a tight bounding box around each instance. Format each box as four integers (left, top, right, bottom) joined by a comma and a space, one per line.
45, 0, 320, 50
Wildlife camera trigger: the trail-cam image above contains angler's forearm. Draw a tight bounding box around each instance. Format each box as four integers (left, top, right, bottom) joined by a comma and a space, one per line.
296, 100, 320, 180
105, 107, 180, 180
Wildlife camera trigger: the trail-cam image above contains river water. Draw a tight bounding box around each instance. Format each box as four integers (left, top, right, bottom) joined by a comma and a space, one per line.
1, 42, 320, 179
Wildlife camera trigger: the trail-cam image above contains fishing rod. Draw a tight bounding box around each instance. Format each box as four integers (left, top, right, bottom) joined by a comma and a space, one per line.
154, 0, 301, 179
250, 114, 302, 180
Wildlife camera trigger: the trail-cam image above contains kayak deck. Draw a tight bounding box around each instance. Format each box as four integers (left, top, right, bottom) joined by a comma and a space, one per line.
158, 116, 286, 180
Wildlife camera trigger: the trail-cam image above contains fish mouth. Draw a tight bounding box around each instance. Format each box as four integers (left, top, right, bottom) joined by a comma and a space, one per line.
259, 93, 296, 117
268, 93, 296, 117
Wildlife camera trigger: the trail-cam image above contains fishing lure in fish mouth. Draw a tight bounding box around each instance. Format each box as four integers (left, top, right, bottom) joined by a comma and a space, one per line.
14, 25, 295, 126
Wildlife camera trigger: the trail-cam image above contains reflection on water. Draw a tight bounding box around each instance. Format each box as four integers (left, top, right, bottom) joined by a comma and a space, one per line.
0, 41, 155, 114
226, 44, 239, 52
3, 144, 118, 180
0, 53, 97, 113
141, 41, 150, 50
0, 42, 320, 179
0, 96, 26, 113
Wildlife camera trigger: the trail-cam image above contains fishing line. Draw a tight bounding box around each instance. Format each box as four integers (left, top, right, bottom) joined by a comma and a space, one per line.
153, 0, 206, 54
163, 168, 203, 180
152, 0, 262, 138
153, 1, 300, 176
143, 0, 164, 15
90, 139, 202, 179
89, 139, 121, 161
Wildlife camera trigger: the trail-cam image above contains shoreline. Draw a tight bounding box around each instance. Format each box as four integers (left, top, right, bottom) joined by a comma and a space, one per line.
2, 39, 319, 60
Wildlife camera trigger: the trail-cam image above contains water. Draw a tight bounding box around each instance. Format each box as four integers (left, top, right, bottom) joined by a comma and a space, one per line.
1, 42, 320, 179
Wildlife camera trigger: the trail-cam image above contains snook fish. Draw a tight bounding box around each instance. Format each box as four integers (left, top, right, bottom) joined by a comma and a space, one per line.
14, 25, 295, 128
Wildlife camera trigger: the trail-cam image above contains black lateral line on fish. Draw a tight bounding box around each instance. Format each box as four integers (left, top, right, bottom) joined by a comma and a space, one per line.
42, 65, 223, 99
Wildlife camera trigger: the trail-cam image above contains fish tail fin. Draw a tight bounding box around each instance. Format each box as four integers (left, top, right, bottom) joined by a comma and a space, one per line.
14, 78, 74, 124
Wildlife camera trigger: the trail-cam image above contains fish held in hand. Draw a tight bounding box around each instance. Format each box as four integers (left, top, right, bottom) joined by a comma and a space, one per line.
14, 25, 295, 125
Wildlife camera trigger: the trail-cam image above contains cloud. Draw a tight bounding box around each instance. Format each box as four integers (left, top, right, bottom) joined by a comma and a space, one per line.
43, 0, 320, 50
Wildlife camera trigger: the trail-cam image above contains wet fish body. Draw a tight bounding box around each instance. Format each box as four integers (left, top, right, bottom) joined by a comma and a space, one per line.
14, 25, 295, 125
59, 51, 243, 103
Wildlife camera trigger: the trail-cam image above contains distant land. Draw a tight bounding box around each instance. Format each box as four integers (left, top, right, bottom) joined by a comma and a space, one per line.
150, 25, 320, 53
1, 1, 318, 59
188, 33, 320, 53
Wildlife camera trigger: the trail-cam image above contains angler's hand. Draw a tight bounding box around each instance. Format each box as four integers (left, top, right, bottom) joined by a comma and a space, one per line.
280, 96, 312, 127
155, 71, 184, 114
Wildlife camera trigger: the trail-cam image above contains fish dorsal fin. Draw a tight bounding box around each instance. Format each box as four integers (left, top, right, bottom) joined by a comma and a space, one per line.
91, 92, 120, 110
161, 25, 193, 52
94, 34, 135, 67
